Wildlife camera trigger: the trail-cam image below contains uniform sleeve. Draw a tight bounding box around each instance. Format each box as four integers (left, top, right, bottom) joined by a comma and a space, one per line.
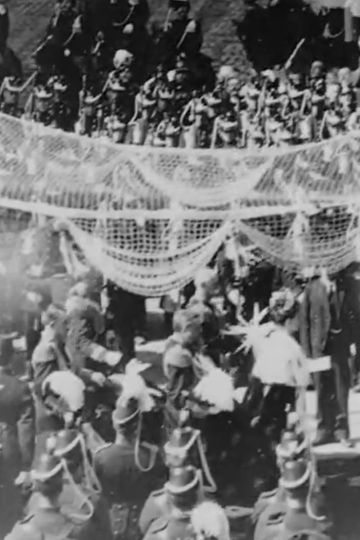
66, 316, 100, 384
17, 383, 35, 471
166, 364, 194, 410
92, 496, 114, 540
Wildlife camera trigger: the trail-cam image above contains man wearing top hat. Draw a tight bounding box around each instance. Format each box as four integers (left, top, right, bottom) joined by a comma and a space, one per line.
0, 333, 35, 535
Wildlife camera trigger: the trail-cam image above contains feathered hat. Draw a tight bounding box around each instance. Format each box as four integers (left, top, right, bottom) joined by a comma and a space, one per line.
191, 501, 230, 540
193, 367, 235, 413
42, 371, 86, 424
109, 359, 155, 417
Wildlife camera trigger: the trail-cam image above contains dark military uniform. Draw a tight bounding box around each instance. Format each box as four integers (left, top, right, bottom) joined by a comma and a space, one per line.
252, 486, 286, 527
0, 365, 35, 535
163, 336, 197, 432
187, 296, 222, 365
139, 488, 170, 536
65, 296, 110, 384
255, 501, 333, 540
28, 480, 113, 540
4, 507, 90, 540
143, 514, 195, 540
94, 441, 164, 540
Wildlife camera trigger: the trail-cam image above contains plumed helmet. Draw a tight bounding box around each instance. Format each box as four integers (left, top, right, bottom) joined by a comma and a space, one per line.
110, 359, 155, 414
269, 287, 298, 324
31, 452, 63, 483
112, 395, 139, 425
193, 368, 235, 412
280, 457, 311, 490
113, 49, 134, 70
42, 371, 86, 419
165, 466, 201, 494
164, 427, 200, 467
191, 501, 230, 540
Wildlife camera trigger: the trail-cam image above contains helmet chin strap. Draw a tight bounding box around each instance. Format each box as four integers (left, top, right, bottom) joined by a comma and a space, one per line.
61, 459, 94, 522
78, 432, 102, 495
134, 413, 158, 472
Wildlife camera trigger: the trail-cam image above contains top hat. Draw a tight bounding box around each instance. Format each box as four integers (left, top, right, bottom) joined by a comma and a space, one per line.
31, 453, 63, 482
166, 466, 201, 494
113, 396, 139, 425
280, 458, 311, 490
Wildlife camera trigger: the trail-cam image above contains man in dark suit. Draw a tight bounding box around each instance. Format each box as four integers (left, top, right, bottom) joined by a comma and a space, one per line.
300, 269, 353, 446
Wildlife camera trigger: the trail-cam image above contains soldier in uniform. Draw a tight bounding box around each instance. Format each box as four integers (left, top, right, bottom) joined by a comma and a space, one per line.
0, 334, 35, 535
28, 428, 113, 540
143, 466, 203, 540
254, 452, 332, 540
94, 390, 164, 540
65, 280, 122, 388
162, 309, 203, 433
139, 425, 209, 535
5, 452, 92, 540
187, 267, 223, 366
34, 370, 86, 458
156, 0, 202, 72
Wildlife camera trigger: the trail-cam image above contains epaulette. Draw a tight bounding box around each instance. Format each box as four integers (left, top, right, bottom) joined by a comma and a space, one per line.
259, 488, 278, 501
19, 514, 35, 525
151, 488, 166, 498
94, 442, 112, 455
267, 511, 286, 525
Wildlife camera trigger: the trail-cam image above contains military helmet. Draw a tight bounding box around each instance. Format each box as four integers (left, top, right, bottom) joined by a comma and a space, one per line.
48, 428, 83, 462
31, 452, 63, 482
280, 457, 311, 490
113, 396, 140, 425
164, 426, 200, 468
166, 466, 201, 494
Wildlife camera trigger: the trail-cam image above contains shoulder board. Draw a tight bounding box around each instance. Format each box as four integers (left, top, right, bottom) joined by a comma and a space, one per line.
150, 516, 169, 533
259, 488, 278, 500
19, 514, 35, 524
267, 511, 285, 525
94, 442, 112, 455
151, 488, 166, 497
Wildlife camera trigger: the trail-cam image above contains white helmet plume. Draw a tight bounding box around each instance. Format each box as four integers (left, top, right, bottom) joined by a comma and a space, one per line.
119, 359, 155, 413
42, 371, 85, 412
194, 368, 235, 412
191, 502, 230, 540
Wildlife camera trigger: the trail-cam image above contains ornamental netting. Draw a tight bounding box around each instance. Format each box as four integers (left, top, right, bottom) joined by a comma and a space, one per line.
0, 112, 360, 295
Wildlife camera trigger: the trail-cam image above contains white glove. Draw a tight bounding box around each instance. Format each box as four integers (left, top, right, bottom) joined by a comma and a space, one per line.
105, 350, 122, 367
186, 20, 196, 33
350, 343, 357, 357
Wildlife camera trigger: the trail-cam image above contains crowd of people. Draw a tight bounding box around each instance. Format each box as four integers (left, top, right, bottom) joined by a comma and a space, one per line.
1, 247, 360, 539
1, 0, 360, 147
